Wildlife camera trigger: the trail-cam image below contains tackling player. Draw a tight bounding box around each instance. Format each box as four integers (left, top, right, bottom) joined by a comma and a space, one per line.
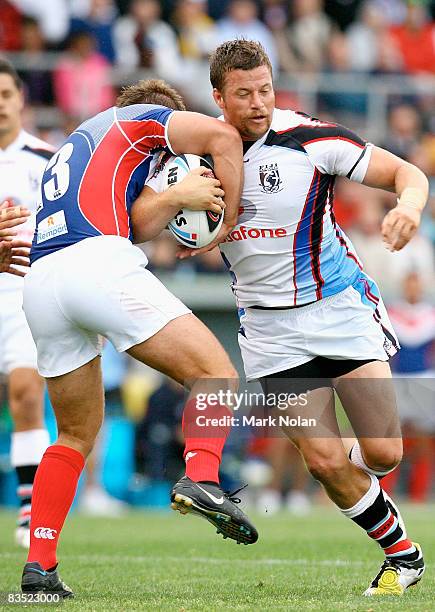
0, 60, 53, 548
147, 41, 428, 597
20, 79, 257, 598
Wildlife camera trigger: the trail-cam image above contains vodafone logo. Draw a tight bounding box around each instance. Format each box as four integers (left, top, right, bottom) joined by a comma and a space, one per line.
225, 225, 287, 242
34, 527, 57, 540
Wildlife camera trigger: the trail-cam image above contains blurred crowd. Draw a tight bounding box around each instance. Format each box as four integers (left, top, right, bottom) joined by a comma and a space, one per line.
0, 0, 434, 511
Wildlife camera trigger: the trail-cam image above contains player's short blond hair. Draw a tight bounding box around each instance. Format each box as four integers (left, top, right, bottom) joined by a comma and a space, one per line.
210, 39, 273, 92
116, 79, 186, 111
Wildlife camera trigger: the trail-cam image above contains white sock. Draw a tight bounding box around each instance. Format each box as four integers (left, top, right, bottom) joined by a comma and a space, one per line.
10, 429, 50, 467
341, 474, 380, 518
349, 442, 395, 477
349, 442, 407, 537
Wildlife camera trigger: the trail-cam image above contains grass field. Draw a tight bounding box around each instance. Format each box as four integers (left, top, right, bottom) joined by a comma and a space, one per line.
0, 505, 433, 611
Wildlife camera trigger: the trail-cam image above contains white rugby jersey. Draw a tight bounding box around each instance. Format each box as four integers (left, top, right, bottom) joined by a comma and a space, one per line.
147, 108, 373, 307
0, 130, 53, 291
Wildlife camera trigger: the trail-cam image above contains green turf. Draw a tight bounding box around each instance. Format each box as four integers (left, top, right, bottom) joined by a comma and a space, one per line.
0, 504, 433, 611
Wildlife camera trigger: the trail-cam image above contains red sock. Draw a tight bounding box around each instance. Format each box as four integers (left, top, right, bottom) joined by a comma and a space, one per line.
27, 444, 85, 570
182, 399, 232, 483
409, 457, 432, 502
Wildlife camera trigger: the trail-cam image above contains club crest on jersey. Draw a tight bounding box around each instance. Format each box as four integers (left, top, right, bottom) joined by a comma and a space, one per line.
259, 163, 283, 194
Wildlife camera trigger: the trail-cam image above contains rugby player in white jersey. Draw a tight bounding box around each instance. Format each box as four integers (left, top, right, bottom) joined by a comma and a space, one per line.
146, 40, 429, 596
0, 60, 53, 548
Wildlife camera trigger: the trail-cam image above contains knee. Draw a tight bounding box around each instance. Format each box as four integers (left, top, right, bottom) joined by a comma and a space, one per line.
9, 378, 44, 426
365, 440, 403, 472
193, 360, 239, 388
306, 453, 350, 485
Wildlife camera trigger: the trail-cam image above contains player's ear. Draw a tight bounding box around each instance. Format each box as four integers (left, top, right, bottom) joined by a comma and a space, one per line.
212, 88, 224, 111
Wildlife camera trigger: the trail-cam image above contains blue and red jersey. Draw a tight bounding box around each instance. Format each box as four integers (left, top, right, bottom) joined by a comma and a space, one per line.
31, 104, 174, 263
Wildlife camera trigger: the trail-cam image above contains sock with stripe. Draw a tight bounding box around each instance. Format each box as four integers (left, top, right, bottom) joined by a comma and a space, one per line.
16, 465, 38, 527
341, 474, 418, 562
182, 398, 231, 483
11, 429, 50, 527
28, 445, 85, 570
349, 441, 407, 535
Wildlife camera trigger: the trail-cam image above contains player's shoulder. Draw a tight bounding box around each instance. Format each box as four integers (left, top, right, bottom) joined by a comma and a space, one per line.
20, 131, 55, 162
269, 109, 365, 148
115, 103, 174, 123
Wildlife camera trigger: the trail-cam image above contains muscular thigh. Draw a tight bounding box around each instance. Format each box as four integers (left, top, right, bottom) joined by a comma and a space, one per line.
127, 313, 236, 385
334, 360, 402, 462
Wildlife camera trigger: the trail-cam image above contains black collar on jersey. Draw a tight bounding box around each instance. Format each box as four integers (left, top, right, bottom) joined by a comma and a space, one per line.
243, 141, 256, 155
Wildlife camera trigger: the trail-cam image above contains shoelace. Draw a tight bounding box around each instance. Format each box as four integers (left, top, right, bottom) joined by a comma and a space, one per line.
224, 483, 248, 504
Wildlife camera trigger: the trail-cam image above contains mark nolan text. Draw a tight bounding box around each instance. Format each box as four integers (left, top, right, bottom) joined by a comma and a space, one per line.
196, 415, 317, 428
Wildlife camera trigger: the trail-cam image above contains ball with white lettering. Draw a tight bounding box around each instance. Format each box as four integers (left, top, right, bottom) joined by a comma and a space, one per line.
162, 154, 223, 249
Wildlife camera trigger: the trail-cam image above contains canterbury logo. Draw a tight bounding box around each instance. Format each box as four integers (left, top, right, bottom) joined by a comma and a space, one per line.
34, 527, 57, 539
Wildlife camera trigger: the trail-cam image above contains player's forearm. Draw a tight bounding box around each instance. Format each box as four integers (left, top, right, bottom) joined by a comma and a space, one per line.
205, 130, 243, 228
131, 189, 181, 243
394, 162, 429, 213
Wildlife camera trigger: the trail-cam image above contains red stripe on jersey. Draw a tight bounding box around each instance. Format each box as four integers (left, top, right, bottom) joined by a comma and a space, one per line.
78, 120, 166, 236
119, 120, 167, 153
293, 169, 320, 305
308, 172, 322, 299
276, 122, 333, 135
302, 136, 365, 149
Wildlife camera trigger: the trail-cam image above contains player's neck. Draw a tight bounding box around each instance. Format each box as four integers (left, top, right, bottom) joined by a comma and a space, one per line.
0, 125, 21, 150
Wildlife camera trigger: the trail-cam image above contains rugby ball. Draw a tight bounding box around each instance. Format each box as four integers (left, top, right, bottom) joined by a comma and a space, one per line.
163, 154, 223, 248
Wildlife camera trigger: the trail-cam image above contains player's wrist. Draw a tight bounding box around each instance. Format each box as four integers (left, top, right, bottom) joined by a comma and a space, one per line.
396, 187, 426, 213
160, 187, 185, 211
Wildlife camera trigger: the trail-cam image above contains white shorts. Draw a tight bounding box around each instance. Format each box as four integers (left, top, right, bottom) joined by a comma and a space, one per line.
23, 236, 191, 378
0, 289, 37, 373
238, 276, 399, 381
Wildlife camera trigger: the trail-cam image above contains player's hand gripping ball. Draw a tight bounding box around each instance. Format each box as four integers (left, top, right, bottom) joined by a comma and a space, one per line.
163, 154, 224, 248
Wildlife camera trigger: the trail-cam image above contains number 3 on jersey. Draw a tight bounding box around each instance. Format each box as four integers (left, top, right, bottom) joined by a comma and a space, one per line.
43, 142, 74, 201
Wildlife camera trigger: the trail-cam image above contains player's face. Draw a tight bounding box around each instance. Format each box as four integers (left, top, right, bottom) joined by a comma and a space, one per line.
213, 65, 275, 141
0, 74, 23, 138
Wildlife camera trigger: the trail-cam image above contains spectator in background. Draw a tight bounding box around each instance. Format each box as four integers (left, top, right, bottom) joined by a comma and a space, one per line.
346, 1, 387, 72
145, 233, 178, 274
323, 0, 362, 30
319, 31, 367, 116
261, 0, 300, 75
171, 0, 217, 62
0, 0, 22, 51
18, 17, 53, 106
53, 30, 114, 119
10, 0, 69, 46
216, 0, 279, 74
113, 0, 181, 83
382, 104, 422, 161
80, 341, 128, 516
346, 186, 398, 294
170, 0, 219, 113
70, 0, 118, 63
134, 377, 184, 482
383, 271, 435, 503
388, 2, 435, 74
284, 0, 333, 73
348, 184, 435, 298
254, 437, 312, 516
